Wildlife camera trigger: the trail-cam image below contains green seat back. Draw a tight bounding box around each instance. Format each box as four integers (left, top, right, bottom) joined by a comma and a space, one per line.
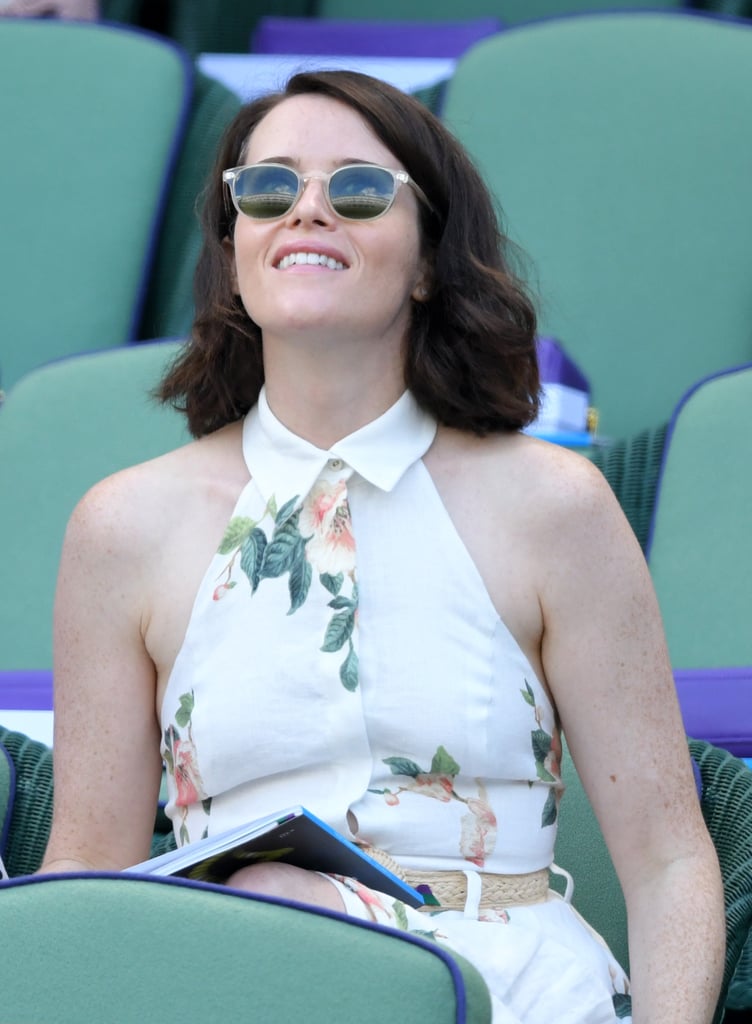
646, 364, 752, 668
0, 874, 492, 1024
442, 13, 752, 438
137, 70, 243, 340
0, 20, 190, 391
0, 342, 190, 670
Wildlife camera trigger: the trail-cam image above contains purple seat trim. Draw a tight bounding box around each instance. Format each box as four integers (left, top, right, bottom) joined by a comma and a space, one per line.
674, 666, 752, 758
0, 670, 54, 711
252, 16, 503, 59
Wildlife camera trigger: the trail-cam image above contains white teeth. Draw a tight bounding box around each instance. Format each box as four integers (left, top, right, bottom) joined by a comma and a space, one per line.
277, 252, 345, 270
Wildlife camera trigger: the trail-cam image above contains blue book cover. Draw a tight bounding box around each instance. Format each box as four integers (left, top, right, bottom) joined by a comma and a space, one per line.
127, 805, 424, 908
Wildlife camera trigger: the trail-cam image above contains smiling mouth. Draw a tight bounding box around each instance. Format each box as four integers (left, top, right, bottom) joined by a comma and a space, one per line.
275, 252, 347, 270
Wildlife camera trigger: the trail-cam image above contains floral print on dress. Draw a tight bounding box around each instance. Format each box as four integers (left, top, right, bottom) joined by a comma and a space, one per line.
214, 483, 359, 691
369, 745, 498, 868
521, 679, 562, 827
162, 689, 211, 845
331, 878, 447, 946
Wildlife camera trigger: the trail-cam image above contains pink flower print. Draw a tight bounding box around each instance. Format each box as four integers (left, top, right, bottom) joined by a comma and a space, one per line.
412, 774, 455, 802
460, 797, 498, 867
384, 790, 400, 806
480, 908, 511, 924
212, 580, 237, 601
334, 875, 393, 923
299, 478, 356, 576
172, 734, 207, 807
544, 728, 562, 781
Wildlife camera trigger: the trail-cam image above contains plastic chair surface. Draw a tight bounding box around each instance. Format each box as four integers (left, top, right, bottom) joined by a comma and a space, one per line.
0, 341, 190, 670
0, 19, 191, 390
441, 12, 752, 438
646, 363, 752, 668
0, 872, 492, 1023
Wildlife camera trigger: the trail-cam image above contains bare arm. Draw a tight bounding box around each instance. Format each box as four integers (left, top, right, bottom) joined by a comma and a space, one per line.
538, 455, 724, 1024
40, 472, 163, 873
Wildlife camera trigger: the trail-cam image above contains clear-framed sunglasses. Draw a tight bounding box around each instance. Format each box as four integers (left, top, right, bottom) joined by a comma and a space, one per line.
222, 162, 433, 222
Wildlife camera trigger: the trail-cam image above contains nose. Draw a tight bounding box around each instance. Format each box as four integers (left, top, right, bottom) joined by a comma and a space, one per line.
285, 175, 334, 228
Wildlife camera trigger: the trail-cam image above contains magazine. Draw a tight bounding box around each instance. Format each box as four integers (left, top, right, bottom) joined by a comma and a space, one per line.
126, 805, 424, 908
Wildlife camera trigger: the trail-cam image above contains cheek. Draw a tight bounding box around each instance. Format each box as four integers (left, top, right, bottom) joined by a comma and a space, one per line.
382, 233, 425, 297
232, 236, 270, 307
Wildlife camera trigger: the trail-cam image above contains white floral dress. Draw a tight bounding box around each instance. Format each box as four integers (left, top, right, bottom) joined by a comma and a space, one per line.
160, 389, 631, 1024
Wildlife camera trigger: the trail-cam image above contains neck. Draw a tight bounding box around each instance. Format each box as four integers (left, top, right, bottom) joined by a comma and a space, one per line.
261, 334, 406, 449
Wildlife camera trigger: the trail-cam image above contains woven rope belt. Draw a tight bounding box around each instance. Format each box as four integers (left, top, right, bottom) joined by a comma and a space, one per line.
361, 844, 550, 911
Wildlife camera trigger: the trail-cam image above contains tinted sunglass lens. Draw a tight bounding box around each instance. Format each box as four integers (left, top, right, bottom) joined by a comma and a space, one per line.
234, 165, 299, 219
329, 166, 395, 220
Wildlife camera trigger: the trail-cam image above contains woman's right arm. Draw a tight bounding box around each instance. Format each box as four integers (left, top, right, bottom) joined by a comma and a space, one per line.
39, 471, 164, 873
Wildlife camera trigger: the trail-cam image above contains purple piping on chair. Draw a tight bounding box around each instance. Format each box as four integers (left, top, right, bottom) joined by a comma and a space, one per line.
0, 670, 53, 712
251, 16, 503, 59
674, 666, 752, 758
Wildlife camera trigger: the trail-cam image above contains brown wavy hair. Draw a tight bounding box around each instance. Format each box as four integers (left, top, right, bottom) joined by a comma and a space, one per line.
157, 69, 540, 437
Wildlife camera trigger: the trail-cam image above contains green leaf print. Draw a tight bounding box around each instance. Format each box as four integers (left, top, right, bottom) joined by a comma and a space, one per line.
339, 640, 359, 691
263, 512, 303, 578
392, 901, 409, 930
218, 517, 254, 554
532, 729, 557, 783
411, 928, 443, 940
240, 527, 267, 593
521, 679, 536, 706
288, 542, 313, 613
383, 756, 423, 778
175, 691, 195, 729
613, 994, 632, 1020
320, 572, 343, 596
327, 595, 355, 611
275, 495, 300, 525
540, 788, 558, 827
430, 745, 460, 777
321, 608, 355, 652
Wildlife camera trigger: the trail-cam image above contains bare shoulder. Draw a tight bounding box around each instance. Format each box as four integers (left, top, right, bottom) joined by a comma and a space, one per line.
63, 421, 246, 567
430, 427, 626, 548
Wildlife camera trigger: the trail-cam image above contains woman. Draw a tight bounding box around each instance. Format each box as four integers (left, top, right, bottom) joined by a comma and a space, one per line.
41, 71, 724, 1023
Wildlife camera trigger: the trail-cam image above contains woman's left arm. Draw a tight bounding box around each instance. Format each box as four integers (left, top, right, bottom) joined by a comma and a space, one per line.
538, 455, 725, 1024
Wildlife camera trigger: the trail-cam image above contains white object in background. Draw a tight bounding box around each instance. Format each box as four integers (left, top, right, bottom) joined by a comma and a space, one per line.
534, 382, 590, 434
0, 710, 53, 747
197, 53, 456, 103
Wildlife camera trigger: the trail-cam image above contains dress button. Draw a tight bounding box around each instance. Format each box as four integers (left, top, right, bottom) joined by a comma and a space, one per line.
328, 458, 344, 471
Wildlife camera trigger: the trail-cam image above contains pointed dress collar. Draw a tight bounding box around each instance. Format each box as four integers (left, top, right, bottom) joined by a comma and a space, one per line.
243, 388, 438, 503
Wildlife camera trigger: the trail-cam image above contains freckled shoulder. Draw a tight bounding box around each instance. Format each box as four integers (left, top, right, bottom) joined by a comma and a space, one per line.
429, 427, 616, 531
63, 421, 247, 568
